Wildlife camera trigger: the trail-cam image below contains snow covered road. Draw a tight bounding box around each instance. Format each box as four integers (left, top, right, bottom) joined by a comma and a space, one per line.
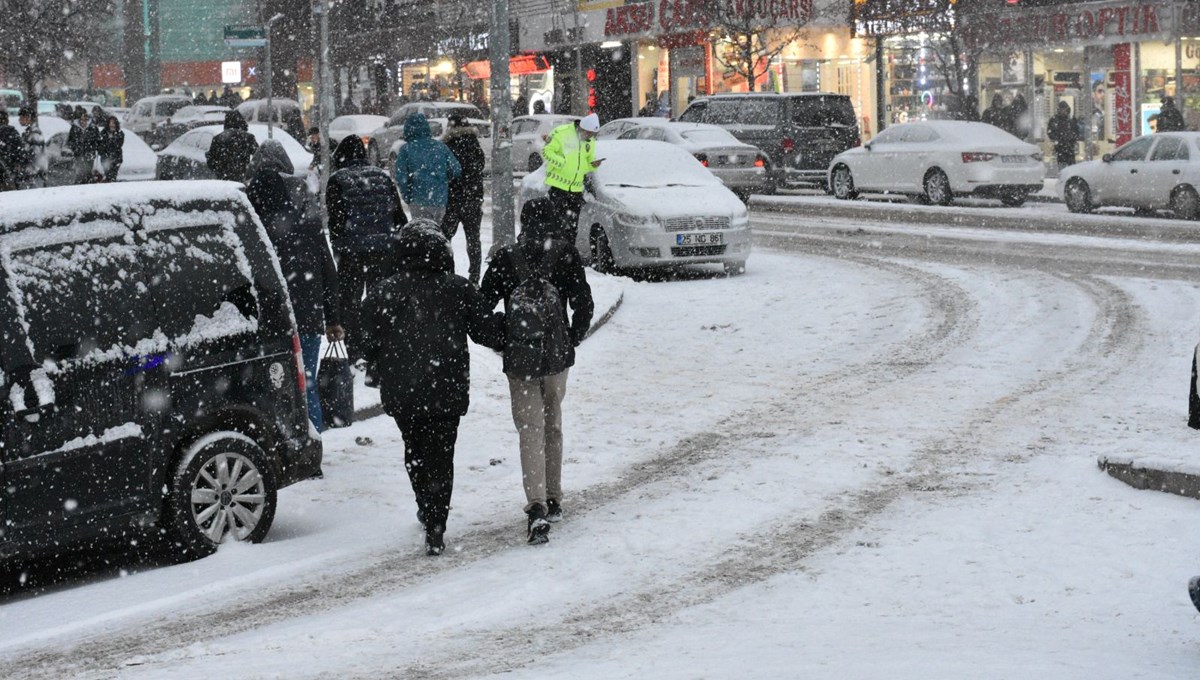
3, 204, 1200, 678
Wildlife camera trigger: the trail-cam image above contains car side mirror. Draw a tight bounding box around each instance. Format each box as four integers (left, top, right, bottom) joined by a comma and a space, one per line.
1102, 153, 1113, 163
863, 142, 873, 152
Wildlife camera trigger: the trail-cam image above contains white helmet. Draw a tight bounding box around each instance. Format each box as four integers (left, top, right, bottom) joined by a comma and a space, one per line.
580, 113, 600, 133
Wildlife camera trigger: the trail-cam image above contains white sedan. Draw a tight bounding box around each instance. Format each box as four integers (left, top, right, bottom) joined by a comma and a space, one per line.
1060, 133, 1200, 218
828, 121, 1045, 207
518, 140, 751, 275
328, 114, 388, 146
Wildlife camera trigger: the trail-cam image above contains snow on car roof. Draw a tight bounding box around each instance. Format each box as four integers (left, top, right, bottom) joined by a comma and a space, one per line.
592, 140, 721, 187
0, 181, 250, 229
184, 123, 314, 168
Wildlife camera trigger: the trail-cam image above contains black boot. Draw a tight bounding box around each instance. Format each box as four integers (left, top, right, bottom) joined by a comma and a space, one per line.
546, 499, 563, 523
425, 525, 444, 556
527, 504, 550, 545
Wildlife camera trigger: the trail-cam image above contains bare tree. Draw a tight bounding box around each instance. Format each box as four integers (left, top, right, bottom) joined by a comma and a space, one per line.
698, 0, 821, 93
0, 0, 117, 118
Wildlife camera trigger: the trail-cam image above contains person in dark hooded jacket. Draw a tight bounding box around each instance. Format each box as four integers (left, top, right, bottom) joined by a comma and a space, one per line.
360, 219, 505, 556
325, 135, 408, 361
441, 113, 486, 284
98, 116, 124, 182
206, 110, 259, 181
247, 139, 343, 431
479, 197, 594, 544
394, 112, 460, 223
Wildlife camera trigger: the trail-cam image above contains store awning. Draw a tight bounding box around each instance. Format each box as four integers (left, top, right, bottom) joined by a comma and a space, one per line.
463, 55, 551, 80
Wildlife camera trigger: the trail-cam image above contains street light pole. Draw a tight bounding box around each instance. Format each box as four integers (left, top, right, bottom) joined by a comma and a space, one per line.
265, 12, 285, 140
489, 0, 515, 249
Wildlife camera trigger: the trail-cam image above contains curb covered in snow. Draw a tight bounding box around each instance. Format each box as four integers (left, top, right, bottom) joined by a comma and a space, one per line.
352, 291, 625, 423
1098, 457, 1200, 502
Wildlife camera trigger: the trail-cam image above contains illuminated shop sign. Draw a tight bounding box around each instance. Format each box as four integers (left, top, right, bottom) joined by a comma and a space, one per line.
602, 0, 814, 39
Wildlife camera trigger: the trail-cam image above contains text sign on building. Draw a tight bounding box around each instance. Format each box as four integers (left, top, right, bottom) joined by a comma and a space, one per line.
602, 0, 814, 39
221, 61, 242, 84
960, 0, 1175, 51
852, 0, 953, 37
224, 25, 267, 49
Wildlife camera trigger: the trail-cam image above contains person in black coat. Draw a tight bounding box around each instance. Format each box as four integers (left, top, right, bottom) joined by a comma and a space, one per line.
360, 219, 505, 556
325, 135, 407, 361
1046, 101, 1081, 168
206, 110, 259, 182
67, 108, 101, 184
1158, 96, 1187, 132
0, 110, 27, 191
246, 139, 343, 432
479, 197, 594, 543
980, 94, 1011, 133
98, 116, 124, 182
441, 113, 486, 284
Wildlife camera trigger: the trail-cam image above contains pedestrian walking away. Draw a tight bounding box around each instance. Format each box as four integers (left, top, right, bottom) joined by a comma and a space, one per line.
246, 139, 344, 432
98, 116, 124, 183
206, 110, 259, 182
360, 220, 505, 556
480, 197, 594, 544
66, 107, 100, 185
1046, 101, 1081, 169
542, 113, 602, 229
326, 135, 408, 362
1158, 96, 1187, 132
980, 94, 1011, 134
0, 110, 27, 191
394, 112, 461, 224
16, 106, 46, 189
441, 113, 485, 285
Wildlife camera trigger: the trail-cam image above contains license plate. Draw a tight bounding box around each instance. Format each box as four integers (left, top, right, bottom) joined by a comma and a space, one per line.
723, 154, 740, 165
676, 232, 724, 246
1001, 155, 1027, 163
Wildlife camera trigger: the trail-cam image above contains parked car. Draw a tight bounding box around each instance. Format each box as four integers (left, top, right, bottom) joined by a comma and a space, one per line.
678, 92, 859, 190
125, 95, 194, 144
827, 121, 1044, 207
21, 117, 157, 184
0, 181, 321, 564
153, 105, 230, 147
518, 139, 751, 275
236, 99, 307, 140
368, 101, 488, 168
512, 114, 579, 171
328, 114, 389, 146
1060, 132, 1200, 218
156, 124, 313, 181
599, 118, 769, 201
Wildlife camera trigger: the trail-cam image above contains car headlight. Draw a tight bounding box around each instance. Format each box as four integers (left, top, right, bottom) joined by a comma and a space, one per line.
617, 212, 655, 226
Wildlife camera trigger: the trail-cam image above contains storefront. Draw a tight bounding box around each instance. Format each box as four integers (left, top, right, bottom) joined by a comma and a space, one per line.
960, 0, 1200, 159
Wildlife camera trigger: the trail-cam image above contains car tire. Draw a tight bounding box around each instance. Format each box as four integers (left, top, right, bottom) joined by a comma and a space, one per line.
591, 228, 616, 274
999, 190, 1029, 207
1064, 178, 1094, 214
923, 169, 953, 206
831, 164, 858, 200
1172, 186, 1200, 221
723, 260, 747, 276
528, 153, 542, 171
163, 433, 278, 560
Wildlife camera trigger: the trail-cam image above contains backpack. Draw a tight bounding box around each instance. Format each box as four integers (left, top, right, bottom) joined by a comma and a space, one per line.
505, 248, 571, 379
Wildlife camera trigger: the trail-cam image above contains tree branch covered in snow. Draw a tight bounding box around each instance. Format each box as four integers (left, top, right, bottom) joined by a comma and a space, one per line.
698, 0, 837, 93
0, 0, 116, 113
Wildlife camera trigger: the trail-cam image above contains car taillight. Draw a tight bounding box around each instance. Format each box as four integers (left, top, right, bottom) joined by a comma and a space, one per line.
753, 155, 765, 168
292, 333, 306, 394
782, 137, 795, 154
694, 153, 708, 167
961, 152, 998, 163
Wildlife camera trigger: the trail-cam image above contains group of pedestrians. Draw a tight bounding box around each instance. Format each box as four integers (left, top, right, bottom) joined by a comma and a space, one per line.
980, 93, 1033, 140
0, 104, 121, 190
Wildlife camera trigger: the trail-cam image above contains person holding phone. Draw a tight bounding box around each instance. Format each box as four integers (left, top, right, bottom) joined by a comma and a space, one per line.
541, 113, 602, 231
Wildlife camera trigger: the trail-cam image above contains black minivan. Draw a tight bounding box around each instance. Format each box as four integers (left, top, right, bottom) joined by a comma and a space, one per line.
679, 93, 860, 190
0, 181, 321, 563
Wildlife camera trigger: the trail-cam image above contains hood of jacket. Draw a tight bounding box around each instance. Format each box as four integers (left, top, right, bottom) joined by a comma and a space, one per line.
392, 218, 453, 274
443, 125, 477, 142
224, 109, 249, 131
519, 197, 566, 251
250, 139, 294, 176
246, 167, 293, 224
333, 134, 367, 170
403, 113, 433, 142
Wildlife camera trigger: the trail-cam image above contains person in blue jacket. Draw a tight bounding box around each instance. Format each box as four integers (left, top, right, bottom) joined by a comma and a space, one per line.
394, 113, 461, 224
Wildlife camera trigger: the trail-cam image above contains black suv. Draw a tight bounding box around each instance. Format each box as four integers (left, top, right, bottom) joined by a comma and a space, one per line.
0, 182, 321, 563
679, 93, 860, 189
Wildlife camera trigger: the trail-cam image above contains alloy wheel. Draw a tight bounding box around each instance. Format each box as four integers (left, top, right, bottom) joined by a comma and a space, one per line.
832, 166, 856, 200
190, 451, 268, 544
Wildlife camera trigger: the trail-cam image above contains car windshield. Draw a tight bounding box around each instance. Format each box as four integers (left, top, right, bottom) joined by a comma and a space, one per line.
792, 96, 856, 127
596, 141, 721, 188
680, 129, 739, 145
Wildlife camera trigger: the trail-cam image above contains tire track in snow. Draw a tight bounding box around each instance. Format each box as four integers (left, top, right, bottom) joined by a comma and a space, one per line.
2, 256, 981, 680
338, 271, 1139, 680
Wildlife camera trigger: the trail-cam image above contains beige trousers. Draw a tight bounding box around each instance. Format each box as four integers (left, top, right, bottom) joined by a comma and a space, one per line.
507, 370, 569, 512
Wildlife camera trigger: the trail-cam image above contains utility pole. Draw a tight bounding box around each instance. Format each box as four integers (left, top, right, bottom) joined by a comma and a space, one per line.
265, 12, 285, 139
489, 0, 515, 249
313, 0, 333, 230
